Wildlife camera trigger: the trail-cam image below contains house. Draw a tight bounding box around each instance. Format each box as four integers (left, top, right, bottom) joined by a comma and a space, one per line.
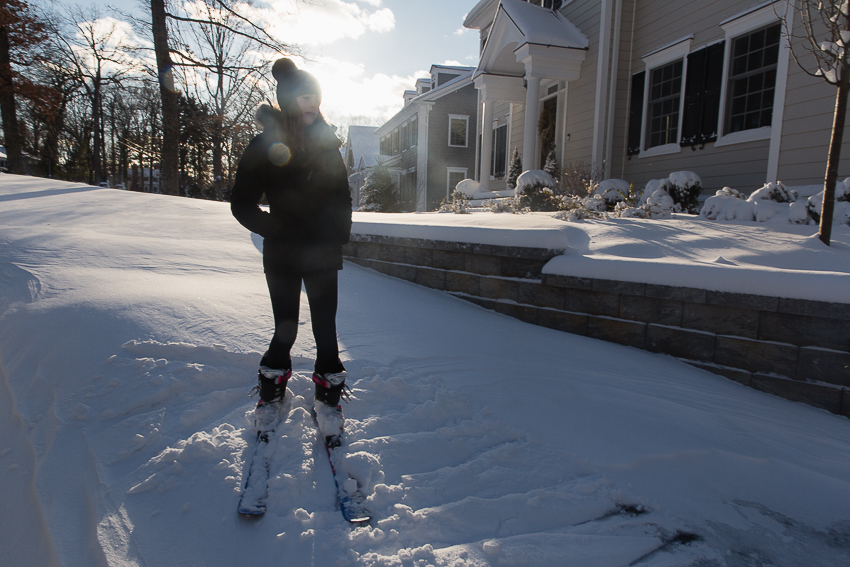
464, 0, 849, 196
375, 64, 479, 211
342, 125, 379, 207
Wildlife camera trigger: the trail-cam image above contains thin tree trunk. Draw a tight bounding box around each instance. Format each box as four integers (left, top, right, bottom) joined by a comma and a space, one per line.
0, 24, 24, 174
820, 68, 850, 246
151, 0, 180, 195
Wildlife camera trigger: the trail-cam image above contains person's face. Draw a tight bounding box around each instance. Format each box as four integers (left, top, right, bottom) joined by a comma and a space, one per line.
296, 94, 320, 126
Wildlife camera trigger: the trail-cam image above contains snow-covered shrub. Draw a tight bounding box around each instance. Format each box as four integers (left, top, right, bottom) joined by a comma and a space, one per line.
700, 187, 755, 221
482, 197, 522, 213
807, 177, 850, 225
438, 189, 472, 214
748, 181, 799, 222
516, 170, 560, 211
592, 179, 631, 210
666, 171, 702, 214
543, 149, 560, 183
359, 161, 400, 212
554, 194, 608, 221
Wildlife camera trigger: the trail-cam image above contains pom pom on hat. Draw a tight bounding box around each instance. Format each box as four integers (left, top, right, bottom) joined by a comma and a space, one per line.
272, 58, 321, 108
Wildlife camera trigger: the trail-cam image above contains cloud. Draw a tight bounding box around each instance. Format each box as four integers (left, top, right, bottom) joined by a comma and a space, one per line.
294, 56, 428, 127
240, 0, 396, 46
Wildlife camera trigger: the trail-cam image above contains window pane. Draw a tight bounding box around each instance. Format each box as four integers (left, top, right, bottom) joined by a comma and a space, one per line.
726, 23, 780, 133
645, 59, 682, 148
449, 118, 467, 146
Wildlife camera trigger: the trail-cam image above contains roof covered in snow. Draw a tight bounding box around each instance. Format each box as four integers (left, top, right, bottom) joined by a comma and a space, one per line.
345, 126, 379, 166
497, 0, 587, 50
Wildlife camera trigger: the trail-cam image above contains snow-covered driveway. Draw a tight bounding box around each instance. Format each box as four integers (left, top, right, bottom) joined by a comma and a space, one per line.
1, 176, 849, 567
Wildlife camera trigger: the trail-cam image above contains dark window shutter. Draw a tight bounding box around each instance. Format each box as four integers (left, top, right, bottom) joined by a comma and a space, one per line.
700, 42, 724, 144
627, 71, 645, 156
681, 41, 725, 147
681, 49, 705, 147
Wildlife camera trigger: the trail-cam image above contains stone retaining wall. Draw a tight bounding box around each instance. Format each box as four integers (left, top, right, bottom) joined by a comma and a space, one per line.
343, 234, 850, 418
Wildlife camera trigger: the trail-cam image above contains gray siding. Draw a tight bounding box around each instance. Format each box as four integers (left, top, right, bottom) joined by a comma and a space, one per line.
426, 83, 479, 210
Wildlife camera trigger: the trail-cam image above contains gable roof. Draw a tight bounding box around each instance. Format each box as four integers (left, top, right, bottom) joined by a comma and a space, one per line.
346, 126, 379, 166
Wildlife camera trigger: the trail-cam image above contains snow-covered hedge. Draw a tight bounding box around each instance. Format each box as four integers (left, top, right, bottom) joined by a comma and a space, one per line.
700, 179, 850, 225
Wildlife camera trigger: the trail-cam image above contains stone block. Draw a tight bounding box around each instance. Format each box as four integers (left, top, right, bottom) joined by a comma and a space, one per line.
341, 242, 358, 257
796, 347, 850, 388
432, 249, 465, 271
750, 374, 843, 414
518, 281, 565, 310
356, 241, 382, 260
714, 336, 798, 376
759, 311, 850, 352
414, 267, 445, 289
501, 257, 545, 279
404, 246, 433, 268
779, 297, 850, 321
592, 279, 645, 296
541, 274, 593, 290
445, 272, 480, 296
620, 295, 683, 326
378, 244, 407, 264
588, 316, 647, 349
646, 324, 715, 362
563, 289, 620, 317
707, 291, 778, 312
464, 253, 501, 276
455, 294, 496, 311
684, 360, 753, 386
386, 262, 417, 282
682, 303, 760, 339
479, 277, 519, 302
645, 284, 707, 303
537, 309, 589, 336
495, 302, 539, 325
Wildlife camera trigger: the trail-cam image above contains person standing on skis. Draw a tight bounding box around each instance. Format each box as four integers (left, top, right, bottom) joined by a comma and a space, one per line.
230, 58, 352, 443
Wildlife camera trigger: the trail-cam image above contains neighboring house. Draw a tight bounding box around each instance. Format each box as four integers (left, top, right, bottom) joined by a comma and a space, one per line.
464, 0, 848, 196
129, 164, 162, 193
342, 125, 379, 207
0, 147, 7, 171
375, 64, 479, 211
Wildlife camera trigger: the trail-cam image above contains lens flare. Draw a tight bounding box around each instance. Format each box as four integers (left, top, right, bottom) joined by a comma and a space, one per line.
268, 142, 291, 166
160, 65, 180, 94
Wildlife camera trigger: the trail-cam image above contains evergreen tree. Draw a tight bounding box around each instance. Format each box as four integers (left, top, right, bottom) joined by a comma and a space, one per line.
359, 160, 400, 212
543, 147, 560, 181
506, 147, 522, 190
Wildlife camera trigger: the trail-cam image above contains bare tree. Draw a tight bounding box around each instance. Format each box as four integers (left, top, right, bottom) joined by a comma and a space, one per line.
143, 0, 296, 196
54, 8, 136, 185
0, 0, 47, 174
785, 0, 850, 245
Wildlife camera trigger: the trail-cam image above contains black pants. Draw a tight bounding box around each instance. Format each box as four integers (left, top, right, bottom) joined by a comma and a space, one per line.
260, 270, 345, 375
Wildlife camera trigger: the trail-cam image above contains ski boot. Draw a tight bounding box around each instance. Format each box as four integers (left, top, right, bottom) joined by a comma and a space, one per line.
312, 371, 348, 448
252, 366, 291, 432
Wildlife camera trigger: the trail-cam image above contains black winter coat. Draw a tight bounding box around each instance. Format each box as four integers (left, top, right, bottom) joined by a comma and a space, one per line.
231, 106, 353, 274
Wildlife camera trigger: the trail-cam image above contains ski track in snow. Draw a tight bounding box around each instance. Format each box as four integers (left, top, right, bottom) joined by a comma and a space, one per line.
2, 177, 850, 567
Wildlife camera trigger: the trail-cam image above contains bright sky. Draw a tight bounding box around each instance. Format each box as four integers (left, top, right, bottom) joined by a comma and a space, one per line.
70, 0, 482, 130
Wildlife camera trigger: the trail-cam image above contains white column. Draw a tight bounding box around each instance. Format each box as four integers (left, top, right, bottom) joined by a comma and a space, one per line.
523, 76, 541, 171
479, 100, 494, 190
416, 106, 430, 211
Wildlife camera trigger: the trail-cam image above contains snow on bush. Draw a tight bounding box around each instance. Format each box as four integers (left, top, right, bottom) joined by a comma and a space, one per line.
638, 172, 702, 214
515, 170, 556, 194
593, 179, 631, 209
698, 180, 845, 225
438, 188, 472, 214
514, 170, 561, 211
808, 178, 850, 226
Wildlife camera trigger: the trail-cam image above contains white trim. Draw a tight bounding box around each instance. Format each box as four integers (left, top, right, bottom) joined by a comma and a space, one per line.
448, 114, 470, 147
713, 126, 772, 147
766, 1, 793, 183
641, 36, 693, 70
592, 0, 613, 171
638, 143, 681, 158
446, 167, 468, 197
720, 1, 782, 37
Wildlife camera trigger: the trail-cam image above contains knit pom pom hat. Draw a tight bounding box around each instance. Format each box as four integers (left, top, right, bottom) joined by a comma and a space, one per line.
272, 58, 321, 109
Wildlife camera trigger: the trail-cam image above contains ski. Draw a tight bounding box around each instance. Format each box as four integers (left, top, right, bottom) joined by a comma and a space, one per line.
312, 406, 371, 524
237, 429, 273, 515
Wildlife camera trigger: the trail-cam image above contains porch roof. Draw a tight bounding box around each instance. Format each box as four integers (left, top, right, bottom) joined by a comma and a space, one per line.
476, 0, 588, 79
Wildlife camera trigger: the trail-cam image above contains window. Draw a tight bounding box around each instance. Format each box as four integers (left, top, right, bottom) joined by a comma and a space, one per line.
448, 115, 469, 147
491, 124, 508, 178
447, 168, 467, 197
646, 60, 683, 149
726, 23, 781, 133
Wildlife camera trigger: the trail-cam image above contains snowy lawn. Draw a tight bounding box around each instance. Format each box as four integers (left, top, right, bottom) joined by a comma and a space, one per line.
1, 175, 849, 567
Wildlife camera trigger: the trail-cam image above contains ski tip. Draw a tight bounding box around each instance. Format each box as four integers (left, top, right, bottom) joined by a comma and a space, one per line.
347, 514, 371, 524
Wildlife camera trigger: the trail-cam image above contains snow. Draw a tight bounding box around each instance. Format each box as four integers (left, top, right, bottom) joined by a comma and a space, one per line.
499, 0, 589, 50
2, 174, 850, 567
